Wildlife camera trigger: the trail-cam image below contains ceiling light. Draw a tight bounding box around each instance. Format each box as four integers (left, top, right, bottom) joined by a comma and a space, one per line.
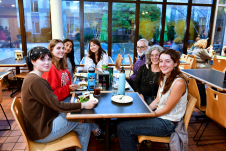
12, 5, 15, 7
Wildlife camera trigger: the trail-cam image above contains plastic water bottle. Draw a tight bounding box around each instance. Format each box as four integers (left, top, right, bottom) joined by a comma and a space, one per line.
117, 67, 126, 95
88, 67, 96, 91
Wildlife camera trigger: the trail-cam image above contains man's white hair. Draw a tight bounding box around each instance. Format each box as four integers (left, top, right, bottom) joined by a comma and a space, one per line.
137, 39, 148, 46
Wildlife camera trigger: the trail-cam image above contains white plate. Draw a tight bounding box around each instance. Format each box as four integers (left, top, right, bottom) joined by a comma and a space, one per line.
74, 94, 98, 103
111, 95, 133, 103
74, 73, 88, 77
78, 82, 88, 86
76, 86, 87, 91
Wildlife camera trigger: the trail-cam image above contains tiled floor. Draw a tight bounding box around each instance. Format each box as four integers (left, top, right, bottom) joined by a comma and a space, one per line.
1, 87, 226, 151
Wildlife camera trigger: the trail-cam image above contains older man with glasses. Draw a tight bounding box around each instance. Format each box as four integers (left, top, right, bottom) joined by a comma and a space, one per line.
126, 38, 149, 89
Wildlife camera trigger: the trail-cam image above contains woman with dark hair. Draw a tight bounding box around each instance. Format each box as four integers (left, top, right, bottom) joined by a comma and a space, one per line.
63, 39, 76, 82
84, 39, 108, 71
42, 39, 78, 101
117, 49, 188, 151
22, 46, 98, 151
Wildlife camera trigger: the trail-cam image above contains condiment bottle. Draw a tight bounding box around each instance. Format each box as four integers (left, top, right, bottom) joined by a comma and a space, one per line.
117, 67, 126, 95
102, 77, 106, 91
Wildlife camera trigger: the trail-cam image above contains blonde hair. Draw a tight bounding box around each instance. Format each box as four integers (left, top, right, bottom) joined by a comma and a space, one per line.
194, 39, 207, 49
145, 45, 163, 65
48, 39, 67, 70
173, 37, 182, 44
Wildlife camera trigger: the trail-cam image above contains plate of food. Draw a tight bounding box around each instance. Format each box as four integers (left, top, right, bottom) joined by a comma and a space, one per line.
78, 81, 88, 87
76, 86, 87, 91
75, 94, 98, 103
111, 95, 133, 103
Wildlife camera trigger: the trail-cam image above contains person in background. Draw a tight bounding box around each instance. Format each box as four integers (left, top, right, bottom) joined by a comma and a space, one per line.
192, 39, 213, 69
190, 36, 200, 53
200, 30, 208, 39
84, 39, 108, 71
42, 39, 78, 101
22, 46, 98, 151
63, 39, 76, 83
126, 39, 149, 88
133, 45, 163, 105
221, 46, 226, 56
117, 49, 187, 151
170, 37, 183, 56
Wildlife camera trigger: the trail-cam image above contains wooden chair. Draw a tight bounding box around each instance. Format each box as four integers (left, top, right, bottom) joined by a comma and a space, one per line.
11, 97, 82, 151
115, 54, 123, 71
212, 58, 226, 72
0, 74, 11, 131
180, 54, 188, 62
128, 54, 133, 76
137, 94, 197, 148
194, 87, 226, 145
188, 55, 197, 69
180, 57, 194, 69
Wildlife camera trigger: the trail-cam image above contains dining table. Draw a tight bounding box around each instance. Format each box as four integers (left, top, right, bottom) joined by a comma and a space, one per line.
80, 56, 115, 66
181, 69, 226, 91
66, 92, 154, 151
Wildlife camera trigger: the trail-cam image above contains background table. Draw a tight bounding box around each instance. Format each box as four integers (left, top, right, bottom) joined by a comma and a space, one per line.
66, 92, 154, 151
80, 56, 115, 66
181, 69, 226, 91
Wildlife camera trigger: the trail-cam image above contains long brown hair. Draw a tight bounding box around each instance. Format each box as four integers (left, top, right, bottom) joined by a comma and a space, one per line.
48, 39, 67, 70
158, 49, 187, 95
88, 39, 106, 65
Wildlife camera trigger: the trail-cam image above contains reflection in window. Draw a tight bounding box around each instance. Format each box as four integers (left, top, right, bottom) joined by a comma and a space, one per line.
0, 1, 21, 60
219, 0, 226, 4
84, 2, 108, 57
167, 0, 188, 3
24, 0, 51, 53
112, 3, 136, 65
164, 5, 187, 55
193, 0, 212, 4
213, 7, 226, 55
187, 6, 211, 54
141, 0, 163, 2
139, 4, 162, 46
62, 1, 80, 64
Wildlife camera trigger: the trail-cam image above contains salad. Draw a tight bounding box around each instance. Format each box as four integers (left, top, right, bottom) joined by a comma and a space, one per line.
78, 95, 90, 103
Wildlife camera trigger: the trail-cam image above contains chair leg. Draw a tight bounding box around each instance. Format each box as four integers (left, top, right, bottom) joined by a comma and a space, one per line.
0, 104, 11, 131
193, 118, 209, 145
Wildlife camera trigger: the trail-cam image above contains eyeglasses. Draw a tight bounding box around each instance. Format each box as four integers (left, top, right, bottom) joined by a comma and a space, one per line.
136, 46, 145, 49
150, 54, 160, 58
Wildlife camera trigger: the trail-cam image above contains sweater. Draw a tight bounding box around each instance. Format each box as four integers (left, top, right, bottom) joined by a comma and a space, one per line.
42, 64, 71, 101
21, 73, 81, 141
133, 64, 159, 97
130, 55, 146, 81
192, 47, 212, 63
84, 52, 108, 71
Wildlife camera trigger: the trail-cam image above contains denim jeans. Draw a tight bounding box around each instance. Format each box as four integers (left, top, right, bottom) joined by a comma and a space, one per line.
35, 113, 92, 151
143, 95, 155, 105
117, 117, 176, 151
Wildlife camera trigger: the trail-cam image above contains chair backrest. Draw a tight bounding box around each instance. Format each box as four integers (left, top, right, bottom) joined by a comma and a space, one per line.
187, 78, 205, 111
115, 54, 123, 71
128, 54, 133, 70
184, 57, 194, 69
11, 97, 30, 149
0, 77, 3, 104
184, 94, 197, 129
212, 58, 226, 72
188, 55, 197, 69
180, 54, 188, 62
206, 87, 226, 128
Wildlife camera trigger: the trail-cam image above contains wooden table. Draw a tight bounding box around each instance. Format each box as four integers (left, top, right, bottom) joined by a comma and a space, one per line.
0, 57, 27, 96
181, 69, 226, 91
66, 92, 154, 151
80, 56, 115, 66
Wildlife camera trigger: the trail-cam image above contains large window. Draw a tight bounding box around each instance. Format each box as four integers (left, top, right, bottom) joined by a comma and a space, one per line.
0, 0, 21, 60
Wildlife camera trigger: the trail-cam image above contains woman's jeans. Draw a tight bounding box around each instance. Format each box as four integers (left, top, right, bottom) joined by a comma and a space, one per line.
117, 117, 177, 151
35, 113, 97, 151
143, 95, 155, 105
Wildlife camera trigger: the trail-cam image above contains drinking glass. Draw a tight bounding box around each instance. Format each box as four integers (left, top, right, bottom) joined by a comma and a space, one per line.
94, 84, 101, 98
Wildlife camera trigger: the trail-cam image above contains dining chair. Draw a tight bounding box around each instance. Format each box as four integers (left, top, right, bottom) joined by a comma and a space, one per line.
180, 57, 194, 69
0, 76, 11, 131
212, 58, 226, 72
188, 55, 197, 69
137, 94, 197, 150
180, 54, 188, 62
11, 97, 81, 151
115, 54, 123, 71
128, 54, 133, 76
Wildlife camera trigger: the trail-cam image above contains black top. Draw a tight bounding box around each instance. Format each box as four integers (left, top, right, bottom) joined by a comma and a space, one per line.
133, 64, 160, 97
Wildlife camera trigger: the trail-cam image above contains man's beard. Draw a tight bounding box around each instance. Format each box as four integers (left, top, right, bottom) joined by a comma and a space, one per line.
138, 50, 146, 57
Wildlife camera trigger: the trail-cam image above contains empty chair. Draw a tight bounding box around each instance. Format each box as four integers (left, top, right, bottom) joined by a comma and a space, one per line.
212, 58, 226, 72
137, 94, 197, 149
11, 97, 81, 151
180, 54, 188, 62
188, 55, 197, 69
180, 57, 194, 69
115, 54, 123, 71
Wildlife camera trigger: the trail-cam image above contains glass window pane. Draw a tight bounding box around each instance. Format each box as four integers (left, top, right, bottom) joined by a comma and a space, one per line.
112, 3, 136, 65
62, 1, 80, 64
84, 2, 108, 57
139, 4, 162, 46
24, 0, 51, 53
193, 0, 213, 4
0, 1, 22, 60
167, 0, 188, 3
187, 6, 211, 54
213, 7, 226, 55
219, 0, 226, 4
141, 0, 163, 2
164, 5, 187, 55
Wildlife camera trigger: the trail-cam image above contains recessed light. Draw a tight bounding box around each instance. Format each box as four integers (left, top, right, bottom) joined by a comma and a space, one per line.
12, 5, 15, 7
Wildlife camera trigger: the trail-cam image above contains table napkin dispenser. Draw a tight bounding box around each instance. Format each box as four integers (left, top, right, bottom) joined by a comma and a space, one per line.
97, 71, 110, 88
